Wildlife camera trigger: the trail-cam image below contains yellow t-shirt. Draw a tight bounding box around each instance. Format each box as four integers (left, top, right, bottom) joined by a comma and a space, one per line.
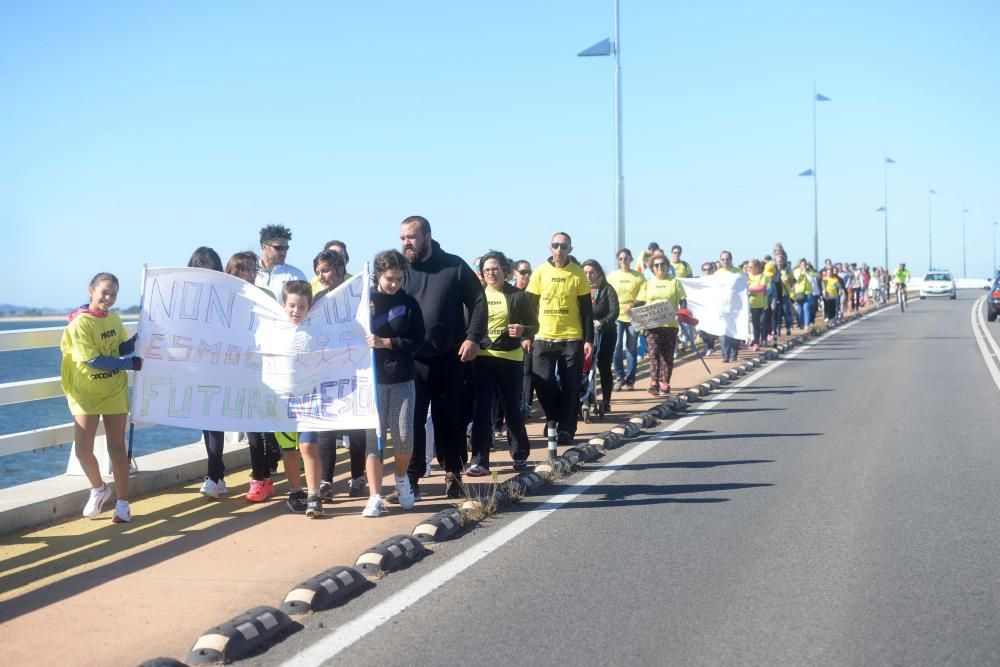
747, 273, 768, 309
527, 261, 590, 340
671, 261, 693, 278
480, 287, 521, 361
823, 275, 841, 298
636, 277, 686, 329
60, 311, 130, 415
793, 271, 813, 296
606, 269, 645, 323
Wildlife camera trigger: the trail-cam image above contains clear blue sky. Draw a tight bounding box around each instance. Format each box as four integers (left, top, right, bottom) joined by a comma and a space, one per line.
3, 0, 998, 308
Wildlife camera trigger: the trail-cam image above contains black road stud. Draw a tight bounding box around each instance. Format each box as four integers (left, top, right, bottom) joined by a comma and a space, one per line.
279, 566, 371, 616
412, 507, 466, 543
187, 606, 292, 665
355, 535, 428, 577
138, 658, 188, 667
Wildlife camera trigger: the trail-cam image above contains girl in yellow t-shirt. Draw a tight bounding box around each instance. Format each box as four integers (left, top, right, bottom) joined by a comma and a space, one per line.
746, 259, 768, 351
60, 273, 142, 524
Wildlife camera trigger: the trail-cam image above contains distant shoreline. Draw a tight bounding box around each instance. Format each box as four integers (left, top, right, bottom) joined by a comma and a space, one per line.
0, 314, 139, 323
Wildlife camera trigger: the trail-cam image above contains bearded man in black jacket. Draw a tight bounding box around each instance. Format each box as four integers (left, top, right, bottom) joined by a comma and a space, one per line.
393, 215, 487, 501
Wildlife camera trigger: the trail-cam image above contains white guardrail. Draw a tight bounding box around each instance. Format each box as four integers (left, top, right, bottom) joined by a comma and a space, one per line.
0, 322, 138, 458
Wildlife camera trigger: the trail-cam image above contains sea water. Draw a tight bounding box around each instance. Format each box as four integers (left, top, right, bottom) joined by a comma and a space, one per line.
0, 320, 201, 490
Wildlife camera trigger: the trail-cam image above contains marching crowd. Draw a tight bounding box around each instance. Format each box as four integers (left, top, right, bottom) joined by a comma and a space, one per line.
61, 217, 908, 523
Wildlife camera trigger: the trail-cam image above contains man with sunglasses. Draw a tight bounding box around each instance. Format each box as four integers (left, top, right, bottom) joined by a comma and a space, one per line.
607, 248, 645, 390
255, 224, 307, 304
525, 232, 593, 452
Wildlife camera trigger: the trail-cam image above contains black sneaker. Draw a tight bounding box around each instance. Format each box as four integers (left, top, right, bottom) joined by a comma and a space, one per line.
557, 431, 574, 445
286, 489, 308, 513
319, 481, 334, 502
348, 476, 367, 497
445, 472, 464, 499
512, 459, 529, 472
305, 494, 323, 518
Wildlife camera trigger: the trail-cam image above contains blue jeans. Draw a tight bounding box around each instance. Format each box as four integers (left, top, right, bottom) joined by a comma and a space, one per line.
773, 296, 794, 334
613, 320, 638, 384
720, 335, 739, 361
795, 298, 812, 328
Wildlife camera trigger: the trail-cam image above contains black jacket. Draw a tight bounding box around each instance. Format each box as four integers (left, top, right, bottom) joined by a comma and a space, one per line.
591, 282, 620, 331
369, 289, 425, 384
477, 282, 538, 352
404, 240, 487, 358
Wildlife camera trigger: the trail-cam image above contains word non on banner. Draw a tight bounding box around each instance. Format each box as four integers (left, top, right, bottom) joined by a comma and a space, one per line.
131, 267, 378, 432
630, 299, 678, 330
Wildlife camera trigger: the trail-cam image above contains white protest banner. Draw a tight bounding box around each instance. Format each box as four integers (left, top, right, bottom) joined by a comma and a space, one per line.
679, 271, 750, 339
630, 299, 677, 330
131, 268, 377, 432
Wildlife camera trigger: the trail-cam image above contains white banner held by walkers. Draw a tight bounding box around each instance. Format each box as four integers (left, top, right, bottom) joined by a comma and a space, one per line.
629, 299, 677, 330
679, 271, 750, 339
131, 268, 377, 432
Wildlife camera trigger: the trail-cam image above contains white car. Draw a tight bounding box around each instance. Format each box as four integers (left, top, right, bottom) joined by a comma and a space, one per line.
920, 271, 957, 299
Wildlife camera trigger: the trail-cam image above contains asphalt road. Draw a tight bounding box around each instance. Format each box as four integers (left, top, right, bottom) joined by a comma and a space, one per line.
248, 291, 1000, 667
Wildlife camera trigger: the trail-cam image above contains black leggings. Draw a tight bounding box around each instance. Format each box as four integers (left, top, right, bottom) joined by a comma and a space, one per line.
317, 430, 366, 482
247, 432, 279, 481
202, 430, 225, 482
750, 308, 765, 345
596, 326, 617, 404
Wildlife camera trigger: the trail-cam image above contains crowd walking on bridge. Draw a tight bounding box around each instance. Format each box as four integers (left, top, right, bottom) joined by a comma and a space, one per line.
61, 217, 907, 523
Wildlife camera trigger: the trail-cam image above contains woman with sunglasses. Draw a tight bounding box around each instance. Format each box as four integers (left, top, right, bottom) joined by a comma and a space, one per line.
468, 251, 538, 474
632, 252, 687, 397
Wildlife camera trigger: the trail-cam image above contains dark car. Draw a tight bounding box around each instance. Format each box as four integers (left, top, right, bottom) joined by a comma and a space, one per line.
989, 276, 1000, 321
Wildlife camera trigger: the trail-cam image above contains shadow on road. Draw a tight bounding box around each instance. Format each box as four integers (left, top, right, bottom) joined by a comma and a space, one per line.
565, 482, 775, 507
608, 459, 775, 472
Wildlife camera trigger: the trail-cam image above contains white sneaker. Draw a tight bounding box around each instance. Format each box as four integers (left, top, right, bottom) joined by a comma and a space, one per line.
111, 500, 132, 523
83, 483, 110, 518
395, 476, 415, 510
422, 462, 433, 478
362, 495, 386, 517
199, 477, 227, 499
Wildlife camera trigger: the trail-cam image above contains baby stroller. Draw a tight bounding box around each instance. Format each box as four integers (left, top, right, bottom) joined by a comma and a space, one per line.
580, 328, 604, 423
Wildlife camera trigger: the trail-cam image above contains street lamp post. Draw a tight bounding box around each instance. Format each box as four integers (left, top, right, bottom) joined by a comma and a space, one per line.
993, 220, 997, 277
928, 186, 936, 271
578, 0, 625, 256
876, 154, 896, 270
800, 85, 830, 269
963, 208, 969, 278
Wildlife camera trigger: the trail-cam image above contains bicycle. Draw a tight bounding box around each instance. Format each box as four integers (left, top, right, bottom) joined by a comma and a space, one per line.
896, 283, 907, 312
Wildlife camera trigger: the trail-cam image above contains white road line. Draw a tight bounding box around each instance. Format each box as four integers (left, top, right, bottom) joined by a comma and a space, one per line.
970, 295, 1000, 392
280, 308, 886, 667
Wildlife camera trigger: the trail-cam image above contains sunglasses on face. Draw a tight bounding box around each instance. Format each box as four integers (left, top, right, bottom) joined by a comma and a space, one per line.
652, 262, 668, 268
517, 269, 532, 275
551, 242, 570, 250
266, 243, 289, 251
